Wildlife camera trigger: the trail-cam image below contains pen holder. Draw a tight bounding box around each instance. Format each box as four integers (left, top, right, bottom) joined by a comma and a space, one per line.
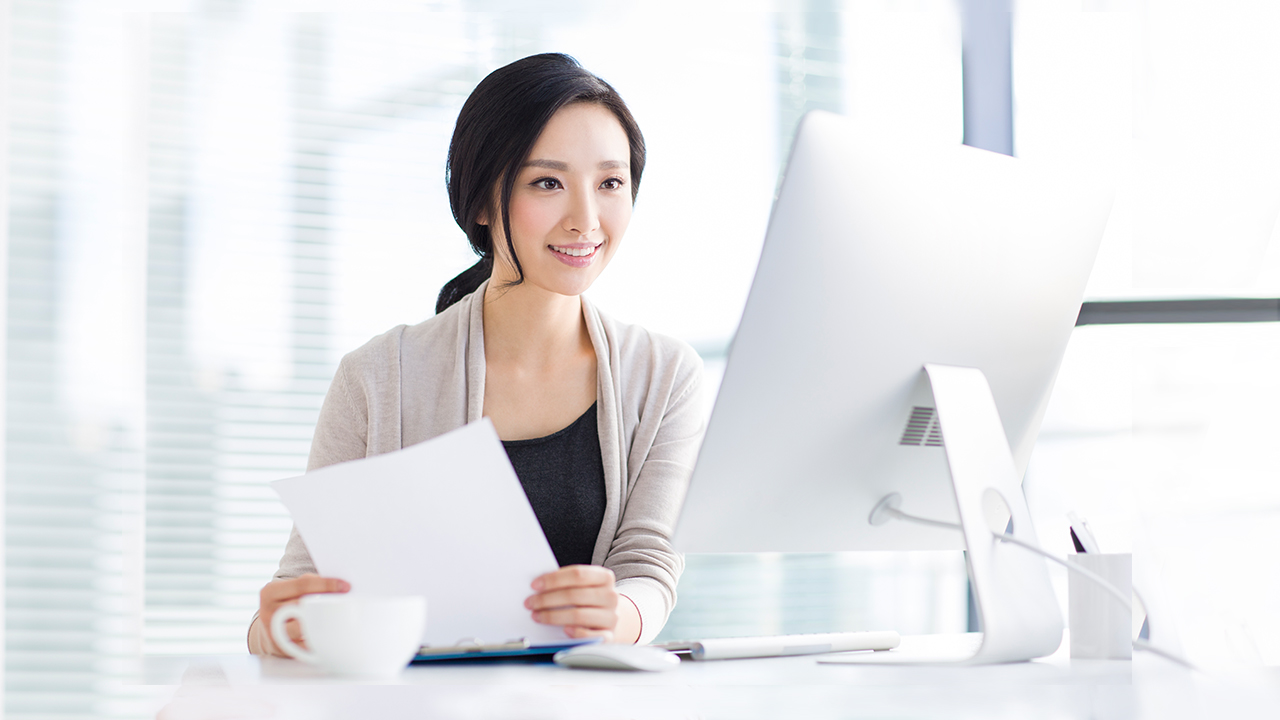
1068, 553, 1132, 660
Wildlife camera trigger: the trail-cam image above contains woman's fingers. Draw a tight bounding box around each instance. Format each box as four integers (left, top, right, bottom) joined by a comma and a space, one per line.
264, 619, 308, 658
524, 585, 615, 611
565, 626, 614, 641
255, 574, 350, 656
519, 563, 624, 635
261, 574, 350, 605
285, 619, 306, 644
531, 606, 617, 630
531, 565, 614, 592
260, 574, 350, 618
525, 565, 620, 634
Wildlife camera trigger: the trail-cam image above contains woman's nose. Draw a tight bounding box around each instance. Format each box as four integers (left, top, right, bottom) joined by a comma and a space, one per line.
563, 188, 600, 236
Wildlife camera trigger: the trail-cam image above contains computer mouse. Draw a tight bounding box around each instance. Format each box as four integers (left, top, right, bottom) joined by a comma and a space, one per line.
553, 644, 681, 672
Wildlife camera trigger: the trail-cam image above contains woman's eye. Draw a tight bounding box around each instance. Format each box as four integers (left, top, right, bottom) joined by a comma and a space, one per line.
601, 177, 625, 190
534, 178, 561, 190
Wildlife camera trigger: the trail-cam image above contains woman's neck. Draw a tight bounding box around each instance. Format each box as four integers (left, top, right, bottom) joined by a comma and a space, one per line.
481, 279, 590, 367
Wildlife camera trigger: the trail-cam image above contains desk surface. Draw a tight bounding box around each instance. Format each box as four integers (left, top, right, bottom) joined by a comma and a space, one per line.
146, 634, 1278, 720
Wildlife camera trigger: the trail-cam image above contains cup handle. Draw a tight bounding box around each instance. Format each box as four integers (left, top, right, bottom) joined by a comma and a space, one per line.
270, 604, 319, 665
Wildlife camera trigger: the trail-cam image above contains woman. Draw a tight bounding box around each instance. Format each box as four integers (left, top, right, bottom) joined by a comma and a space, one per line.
248, 53, 704, 654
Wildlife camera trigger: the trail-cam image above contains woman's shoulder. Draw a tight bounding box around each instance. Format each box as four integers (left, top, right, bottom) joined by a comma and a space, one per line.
335, 324, 405, 385
339, 296, 471, 379
590, 303, 703, 389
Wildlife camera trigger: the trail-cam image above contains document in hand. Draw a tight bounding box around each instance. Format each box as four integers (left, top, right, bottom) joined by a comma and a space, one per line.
270, 419, 564, 647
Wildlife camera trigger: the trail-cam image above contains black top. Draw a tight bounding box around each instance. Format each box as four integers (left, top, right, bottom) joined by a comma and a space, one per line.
502, 403, 606, 567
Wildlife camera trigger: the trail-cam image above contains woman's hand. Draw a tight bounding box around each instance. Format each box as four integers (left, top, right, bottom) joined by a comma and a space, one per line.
524, 565, 641, 644
251, 574, 350, 656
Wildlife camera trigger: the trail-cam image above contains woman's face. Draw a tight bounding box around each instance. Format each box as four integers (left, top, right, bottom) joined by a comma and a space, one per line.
487, 102, 633, 298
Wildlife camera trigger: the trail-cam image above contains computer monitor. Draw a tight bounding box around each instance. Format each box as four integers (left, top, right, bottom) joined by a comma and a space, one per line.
673, 111, 1113, 663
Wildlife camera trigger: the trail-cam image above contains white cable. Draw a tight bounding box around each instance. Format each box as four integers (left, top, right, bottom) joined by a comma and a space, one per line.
991, 531, 1133, 616
883, 505, 1198, 671
1131, 638, 1196, 670
883, 506, 961, 532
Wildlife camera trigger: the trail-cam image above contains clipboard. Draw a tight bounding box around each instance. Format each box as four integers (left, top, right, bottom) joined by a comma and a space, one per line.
411, 636, 601, 663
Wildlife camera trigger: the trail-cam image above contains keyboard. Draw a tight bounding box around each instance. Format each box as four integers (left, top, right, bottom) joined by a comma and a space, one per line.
654, 630, 901, 661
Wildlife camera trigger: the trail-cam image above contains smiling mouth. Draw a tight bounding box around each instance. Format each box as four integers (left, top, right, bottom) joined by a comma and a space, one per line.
549, 244, 600, 257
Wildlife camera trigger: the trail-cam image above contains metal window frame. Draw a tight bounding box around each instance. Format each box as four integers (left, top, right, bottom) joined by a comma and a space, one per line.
1076, 299, 1280, 326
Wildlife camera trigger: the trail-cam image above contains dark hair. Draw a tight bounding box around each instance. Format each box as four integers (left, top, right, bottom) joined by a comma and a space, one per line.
435, 53, 646, 313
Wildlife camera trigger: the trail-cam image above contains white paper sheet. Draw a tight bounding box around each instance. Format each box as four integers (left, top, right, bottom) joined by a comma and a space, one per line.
270, 419, 564, 647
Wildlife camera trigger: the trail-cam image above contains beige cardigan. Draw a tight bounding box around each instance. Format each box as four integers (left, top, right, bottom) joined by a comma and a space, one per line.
267, 282, 705, 644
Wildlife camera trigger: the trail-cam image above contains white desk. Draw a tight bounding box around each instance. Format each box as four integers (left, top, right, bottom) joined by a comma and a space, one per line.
144, 634, 1279, 720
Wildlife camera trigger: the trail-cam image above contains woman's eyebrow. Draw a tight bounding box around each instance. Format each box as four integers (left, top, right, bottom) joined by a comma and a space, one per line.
524, 158, 569, 171
523, 159, 629, 171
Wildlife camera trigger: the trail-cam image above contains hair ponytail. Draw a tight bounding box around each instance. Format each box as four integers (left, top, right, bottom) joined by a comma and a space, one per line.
434, 53, 646, 314
435, 257, 493, 315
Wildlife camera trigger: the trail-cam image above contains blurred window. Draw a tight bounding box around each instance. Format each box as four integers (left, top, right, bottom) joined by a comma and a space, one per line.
1014, 0, 1280, 298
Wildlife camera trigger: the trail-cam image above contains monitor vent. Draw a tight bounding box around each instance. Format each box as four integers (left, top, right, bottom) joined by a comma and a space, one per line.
925, 422, 944, 447
899, 406, 944, 448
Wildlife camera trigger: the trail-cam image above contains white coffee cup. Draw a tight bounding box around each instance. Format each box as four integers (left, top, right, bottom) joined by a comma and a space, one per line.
1068, 553, 1132, 660
270, 594, 426, 677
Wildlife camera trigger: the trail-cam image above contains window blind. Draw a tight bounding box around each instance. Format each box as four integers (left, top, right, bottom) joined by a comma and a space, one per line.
6, 1, 145, 716
141, 8, 494, 656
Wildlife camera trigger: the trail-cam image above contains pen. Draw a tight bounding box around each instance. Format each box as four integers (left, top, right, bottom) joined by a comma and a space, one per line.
1067, 511, 1100, 554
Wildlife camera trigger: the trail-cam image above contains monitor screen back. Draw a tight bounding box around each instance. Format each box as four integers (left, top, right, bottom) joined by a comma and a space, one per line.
674, 111, 1113, 553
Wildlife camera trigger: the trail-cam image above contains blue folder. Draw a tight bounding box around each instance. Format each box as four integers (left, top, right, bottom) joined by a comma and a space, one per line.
411, 637, 600, 662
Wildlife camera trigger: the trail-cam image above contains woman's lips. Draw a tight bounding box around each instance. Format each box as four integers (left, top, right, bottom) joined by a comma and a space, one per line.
548, 243, 601, 268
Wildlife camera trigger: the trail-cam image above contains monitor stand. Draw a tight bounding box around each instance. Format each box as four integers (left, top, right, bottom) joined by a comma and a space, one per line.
835, 363, 1064, 665
927, 362, 1065, 663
